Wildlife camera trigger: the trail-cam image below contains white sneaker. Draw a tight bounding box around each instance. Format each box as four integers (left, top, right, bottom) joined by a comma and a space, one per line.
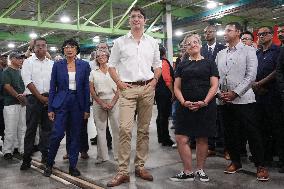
195, 169, 209, 182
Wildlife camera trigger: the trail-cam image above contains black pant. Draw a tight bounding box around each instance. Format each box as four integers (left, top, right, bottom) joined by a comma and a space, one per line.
155, 94, 172, 144
23, 95, 52, 162
221, 103, 264, 167
0, 99, 4, 141
66, 119, 89, 153
256, 102, 283, 162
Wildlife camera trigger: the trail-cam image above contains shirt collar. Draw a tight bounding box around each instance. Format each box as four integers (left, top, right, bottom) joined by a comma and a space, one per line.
32, 54, 49, 61
227, 41, 243, 52
208, 42, 216, 49
258, 43, 278, 53
126, 31, 147, 40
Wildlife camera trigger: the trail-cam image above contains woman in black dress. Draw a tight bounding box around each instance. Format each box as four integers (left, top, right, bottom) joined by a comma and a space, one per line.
170, 33, 219, 182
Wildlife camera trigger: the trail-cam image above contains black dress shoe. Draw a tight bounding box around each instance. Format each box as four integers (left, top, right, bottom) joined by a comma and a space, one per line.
43, 165, 52, 177
69, 167, 81, 176
4, 153, 13, 160
90, 137, 97, 142
20, 161, 31, 170
162, 139, 174, 146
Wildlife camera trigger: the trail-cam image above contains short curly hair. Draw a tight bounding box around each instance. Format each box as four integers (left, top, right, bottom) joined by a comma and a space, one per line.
61, 38, 80, 55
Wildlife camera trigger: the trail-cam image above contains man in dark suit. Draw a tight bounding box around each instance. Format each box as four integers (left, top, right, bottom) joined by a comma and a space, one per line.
201, 24, 226, 156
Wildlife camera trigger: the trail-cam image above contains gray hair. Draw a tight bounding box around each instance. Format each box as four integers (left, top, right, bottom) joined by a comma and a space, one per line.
182, 33, 202, 46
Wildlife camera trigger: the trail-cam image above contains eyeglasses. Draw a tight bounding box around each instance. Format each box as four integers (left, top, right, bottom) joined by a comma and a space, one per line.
204, 30, 216, 34
184, 41, 199, 47
241, 37, 252, 41
257, 32, 271, 37
129, 14, 144, 20
63, 45, 76, 49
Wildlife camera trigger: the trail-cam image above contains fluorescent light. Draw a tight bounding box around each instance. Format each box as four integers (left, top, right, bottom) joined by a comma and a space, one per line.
29, 32, 37, 39
217, 30, 225, 36
207, 1, 217, 9
50, 47, 57, 51
60, 15, 70, 23
218, 2, 224, 5
93, 36, 100, 43
273, 17, 279, 20
175, 30, 183, 36
8, 43, 15, 48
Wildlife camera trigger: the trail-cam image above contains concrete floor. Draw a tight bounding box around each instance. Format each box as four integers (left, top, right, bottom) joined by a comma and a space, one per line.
0, 106, 284, 189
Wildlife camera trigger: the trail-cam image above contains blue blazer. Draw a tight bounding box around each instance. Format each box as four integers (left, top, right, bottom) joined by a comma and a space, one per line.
201, 43, 226, 62
48, 58, 91, 113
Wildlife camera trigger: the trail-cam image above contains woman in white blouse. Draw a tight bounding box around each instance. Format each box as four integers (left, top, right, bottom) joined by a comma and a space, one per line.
89, 50, 119, 163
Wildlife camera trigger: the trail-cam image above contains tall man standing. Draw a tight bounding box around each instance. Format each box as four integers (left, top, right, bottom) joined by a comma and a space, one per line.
253, 26, 282, 165
277, 23, 284, 46
20, 37, 53, 170
107, 7, 162, 187
201, 24, 226, 156
216, 22, 269, 181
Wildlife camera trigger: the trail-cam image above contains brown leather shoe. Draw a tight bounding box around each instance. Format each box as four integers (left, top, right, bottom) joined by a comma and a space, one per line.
207, 150, 216, 157
63, 154, 69, 160
257, 166, 269, 181
224, 163, 242, 174
224, 151, 230, 160
135, 167, 153, 181
107, 173, 130, 187
80, 152, 89, 159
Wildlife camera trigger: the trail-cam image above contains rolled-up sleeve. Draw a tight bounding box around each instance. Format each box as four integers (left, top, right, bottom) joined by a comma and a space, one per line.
152, 41, 162, 69
21, 59, 33, 87
108, 40, 120, 68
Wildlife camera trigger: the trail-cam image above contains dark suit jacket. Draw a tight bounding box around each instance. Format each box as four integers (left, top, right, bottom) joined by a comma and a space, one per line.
48, 58, 91, 113
201, 43, 226, 62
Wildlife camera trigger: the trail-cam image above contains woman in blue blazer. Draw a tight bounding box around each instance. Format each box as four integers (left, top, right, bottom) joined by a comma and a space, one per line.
44, 39, 90, 177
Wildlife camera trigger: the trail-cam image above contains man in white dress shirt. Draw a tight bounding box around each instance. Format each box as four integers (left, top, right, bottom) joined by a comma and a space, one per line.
20, 37, 54, 170
107, 6, 162, 187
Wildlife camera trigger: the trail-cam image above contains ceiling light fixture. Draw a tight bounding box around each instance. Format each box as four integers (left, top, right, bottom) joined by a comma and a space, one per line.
60, 15, 70, 23
8, 43, 15, 48
93, 36, 100, 43
50, 47, 57, 51
29, 32, 38, 39
217, 30, 225, 36
175, 30, 183, 36
207, 1, 218, 9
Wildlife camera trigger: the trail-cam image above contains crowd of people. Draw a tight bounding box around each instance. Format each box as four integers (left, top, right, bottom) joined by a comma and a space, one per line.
0, 6, 284, 187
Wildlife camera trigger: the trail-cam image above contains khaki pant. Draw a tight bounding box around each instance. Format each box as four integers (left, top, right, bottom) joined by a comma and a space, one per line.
118, 85, 155, 174
93, 99, 119, 161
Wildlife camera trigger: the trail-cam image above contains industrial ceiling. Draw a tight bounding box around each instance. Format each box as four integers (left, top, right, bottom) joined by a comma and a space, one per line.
0, 0, 283, 55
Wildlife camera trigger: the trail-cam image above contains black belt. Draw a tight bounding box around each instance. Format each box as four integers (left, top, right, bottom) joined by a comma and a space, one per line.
125, 79, 152, 86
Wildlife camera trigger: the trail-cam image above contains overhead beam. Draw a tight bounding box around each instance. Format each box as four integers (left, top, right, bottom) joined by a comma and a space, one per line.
114, 0, 138, 29
110, 0, 113, 28
37, 0, 41, 23
0, 0, 22, 18
146, 9, 164, 33
83, 0, 109, 26
173, 0, 269, 27
0, 17, 164, 38
42, 0, 70, 23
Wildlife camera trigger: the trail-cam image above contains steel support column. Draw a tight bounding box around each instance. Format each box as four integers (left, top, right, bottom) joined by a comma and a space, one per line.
165, 4, 173, 64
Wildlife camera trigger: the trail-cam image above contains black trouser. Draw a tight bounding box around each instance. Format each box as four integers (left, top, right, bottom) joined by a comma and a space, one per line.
23, 95, 52, 162
0, 99, 4, 141
66, 119, 89, 153
220, 103, 264, 167
256, 102, 283, 162
155, 93, 172, 144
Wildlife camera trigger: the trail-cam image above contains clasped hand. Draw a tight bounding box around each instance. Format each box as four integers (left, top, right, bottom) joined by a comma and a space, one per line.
184, 101, 206, 111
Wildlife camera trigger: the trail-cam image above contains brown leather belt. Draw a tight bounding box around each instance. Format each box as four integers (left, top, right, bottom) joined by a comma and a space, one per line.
125, 79, 152, 86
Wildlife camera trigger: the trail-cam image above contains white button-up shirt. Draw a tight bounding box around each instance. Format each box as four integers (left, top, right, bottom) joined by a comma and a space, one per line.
21, 54, 54, 94
89, 68, 117, 100
108, 32, 161, 82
